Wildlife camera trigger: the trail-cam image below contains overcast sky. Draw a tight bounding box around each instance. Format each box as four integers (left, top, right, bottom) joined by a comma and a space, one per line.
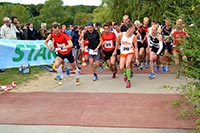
0, 0, 101, 6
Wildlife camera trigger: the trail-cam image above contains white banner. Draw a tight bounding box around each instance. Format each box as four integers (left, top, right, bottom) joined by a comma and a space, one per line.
0, 39, 56, 69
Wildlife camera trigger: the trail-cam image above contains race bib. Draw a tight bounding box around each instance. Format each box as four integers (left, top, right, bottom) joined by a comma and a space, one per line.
123, 47, 130, 51
89, 49, 98, 55
121, 45, 132, 52
57, 43, 67, 51
84, 46, 88, 52
104, 40, 113, 48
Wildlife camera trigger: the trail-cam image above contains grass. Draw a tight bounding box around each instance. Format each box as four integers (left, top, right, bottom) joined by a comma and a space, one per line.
0, 66, 45, 86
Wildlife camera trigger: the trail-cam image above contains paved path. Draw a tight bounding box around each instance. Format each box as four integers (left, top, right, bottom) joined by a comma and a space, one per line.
51, 74, 186, 94
0, 72, 193, 133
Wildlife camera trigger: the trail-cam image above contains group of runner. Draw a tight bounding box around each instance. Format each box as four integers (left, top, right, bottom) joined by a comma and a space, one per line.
44, 15, 189, 88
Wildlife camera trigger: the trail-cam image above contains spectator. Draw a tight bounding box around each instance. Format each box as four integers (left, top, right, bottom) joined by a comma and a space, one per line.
0, 17, 17, 39
27, 22, 39, 40
20, 23, 28, 40
39, 22, 48, 40
0, 17, 17, 73
11, 16, 22, 39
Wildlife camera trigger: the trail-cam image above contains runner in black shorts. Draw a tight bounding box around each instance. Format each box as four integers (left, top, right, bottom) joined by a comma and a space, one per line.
101, 23, 118, 78
148, 25, 164, 79
161, 19, 173, 72
45, 22, 80, 86
113, 22, 121, 64
134, 20, 147, 70
82, 22, 102, 81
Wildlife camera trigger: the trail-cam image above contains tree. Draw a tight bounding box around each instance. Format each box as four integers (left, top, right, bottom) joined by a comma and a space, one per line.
92, 6, 112, 24
74, 12, 93, 26
39, 0, 67, 27
101, 0, 195, 23
0, 4, 31, 26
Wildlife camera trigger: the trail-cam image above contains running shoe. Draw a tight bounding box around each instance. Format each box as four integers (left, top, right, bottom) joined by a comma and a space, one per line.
76, 78, 80, 86
162, 66, 168, 73
130, 71, 133, 78
137, 64, 143, 71
105, 64, 109, 69
155, 66, 160, 72
126, 81, 131, 88
149, 72, 156, 79
112, 73, 116, 78
58, 80, 63, 85
112, 68, 118, 78
58, 79, 63, 85
165, 66, 169, 72
93, 75, 98, 81
66, 69, 71, 76
54, 75, 61, 81
99, 65, 104, 72
124, 75, 127, 82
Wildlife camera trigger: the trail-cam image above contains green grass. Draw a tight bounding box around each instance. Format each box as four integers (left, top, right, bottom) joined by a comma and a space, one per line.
0, 66, 45, 86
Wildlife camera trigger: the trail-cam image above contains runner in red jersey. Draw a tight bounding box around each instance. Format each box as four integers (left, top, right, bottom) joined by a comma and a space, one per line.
171, 19, 189, 78
80, 26, 89, 60
79, 26, 89, 67
171, 19, 189, 62
101, 23, 118, 78
141, 17, 150, 69
45, 22, 80, 85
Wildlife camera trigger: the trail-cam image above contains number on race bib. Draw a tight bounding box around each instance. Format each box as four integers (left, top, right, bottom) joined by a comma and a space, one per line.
89, 49, 98, 55
121, 45, 132, 52
123, 47, 130, 51
105, 41, 113, 48
57, 43, 67, 51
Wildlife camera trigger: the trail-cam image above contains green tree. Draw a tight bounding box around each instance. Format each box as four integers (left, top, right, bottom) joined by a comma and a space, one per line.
25, 4, 39, 17
178, 2, 200, 132
74, 12, 93, 26
63, 5, 97, 25
92, 6, 112, 24
39, 0, 67, 27
0, 4, 31, 26
69, 5, 96, 15
101, 0, 195, 23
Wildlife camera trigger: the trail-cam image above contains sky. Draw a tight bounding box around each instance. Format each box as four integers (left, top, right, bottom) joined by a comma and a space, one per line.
0, 0, 101, 6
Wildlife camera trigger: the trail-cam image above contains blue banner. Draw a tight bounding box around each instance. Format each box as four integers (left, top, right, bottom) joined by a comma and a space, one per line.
0, 39, 56, 69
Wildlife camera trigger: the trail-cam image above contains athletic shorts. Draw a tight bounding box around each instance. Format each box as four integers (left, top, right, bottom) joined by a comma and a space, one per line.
117, 49, 120, 55
138, 42, 147, 50
57, 51, 74, 63
164, 41, 172, 54
151, 46, 164, 56
103, 49, 114, 61
120, 52, 134, 58
88, 49, 101, 61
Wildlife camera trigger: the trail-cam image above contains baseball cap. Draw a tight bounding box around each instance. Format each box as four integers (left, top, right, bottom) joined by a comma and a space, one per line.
87, 22, 94, 27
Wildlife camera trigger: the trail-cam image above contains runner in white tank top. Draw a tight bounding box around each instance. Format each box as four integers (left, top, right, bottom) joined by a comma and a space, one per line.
116, 23, 139, 88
